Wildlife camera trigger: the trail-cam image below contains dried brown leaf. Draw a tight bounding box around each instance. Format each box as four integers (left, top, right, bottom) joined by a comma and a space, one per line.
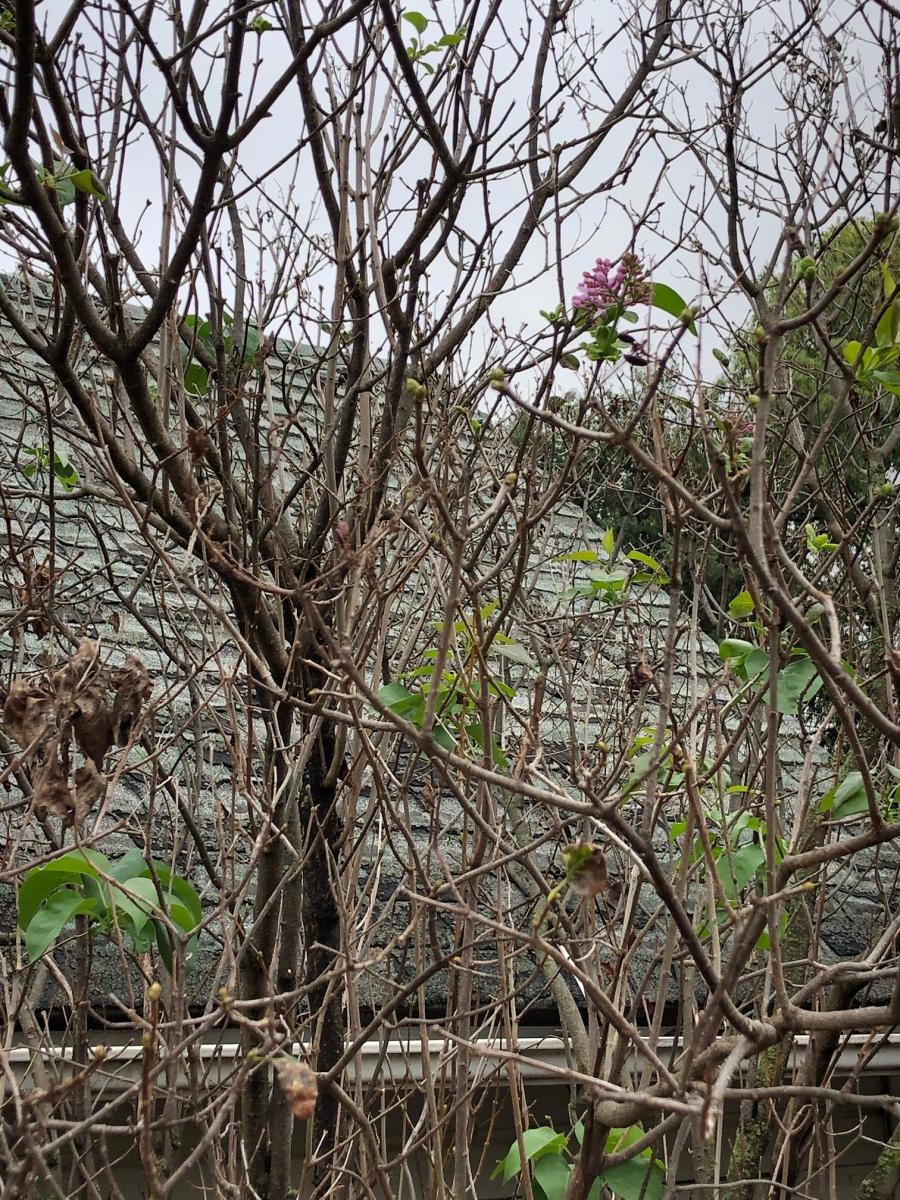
32, 754, 74, 822
275, 1059, 318, 1120
72, 693, 114, 768
3, 679, 54, 750
73, 761, 106, 826
111, 656, 151, 746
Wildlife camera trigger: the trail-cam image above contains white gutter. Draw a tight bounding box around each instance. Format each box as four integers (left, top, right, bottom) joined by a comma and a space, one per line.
6, 1033, 900, 1093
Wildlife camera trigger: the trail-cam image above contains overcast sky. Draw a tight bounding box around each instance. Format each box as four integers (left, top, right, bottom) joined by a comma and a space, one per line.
21, 0, 892, 382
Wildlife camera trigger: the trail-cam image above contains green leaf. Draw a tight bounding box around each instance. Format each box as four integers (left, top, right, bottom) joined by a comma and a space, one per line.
69, 168, 107, 200
843, 340, 862, 365
107, 848, 147, 882
24, 891, 97, 960
108, 855, 202, 929
437, 29, 465, 46
744, 648, 770, 683
111, 877, 196, 941
50, 174, 76, 206
490, 641, 536, 667
875, 300, 900, 349
402, 10, 428, 33
649, 282, 696, 334
240, 325, 262, 360
599, 1159, 664, 1200
464, 723, 509, 768
378, 682, 417, 713
719, 638, 755, 662
558, 550, 599, 563
18, 851, 109, 931
728, 589, 755, 619
184, 362, 208, 397
533, 1151, 572, 1200
148, 865, 202, 928
492, 1129, 568, 1183
768, 656, 821, 715
560, 353, 580, 370
872, 369, 900, 396
825, 771, 869, 820
598, 1128, 664, 1200
432, 724, 456, 752
718, 843, 765, 898
882, 260, 896, 302
602, 527, 615, 557
626, 550, 664, 574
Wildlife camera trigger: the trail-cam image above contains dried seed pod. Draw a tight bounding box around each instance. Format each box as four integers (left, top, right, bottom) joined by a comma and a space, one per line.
275, 1059, 318, 1120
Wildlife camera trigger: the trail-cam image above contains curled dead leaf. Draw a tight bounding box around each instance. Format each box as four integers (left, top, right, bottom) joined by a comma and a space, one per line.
4, 679, 55, 749
275, 1059, 318, 1120
72, 690, 114, 768
31, 754, 74, 822
111, 657, 151, 746
3, 642, 148, 827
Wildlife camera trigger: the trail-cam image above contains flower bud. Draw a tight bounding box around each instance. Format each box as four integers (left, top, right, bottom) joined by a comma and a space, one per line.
148, 981, 162, 1002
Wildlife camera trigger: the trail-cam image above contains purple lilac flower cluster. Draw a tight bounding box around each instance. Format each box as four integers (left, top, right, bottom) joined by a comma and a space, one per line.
571, 252, 650, 317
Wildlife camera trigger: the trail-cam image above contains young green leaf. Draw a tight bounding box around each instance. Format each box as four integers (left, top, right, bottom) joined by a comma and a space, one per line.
490, 641, 536, 668
402, 10, 428, 33
649, 282, 696, 334
719, 638, 755, 662
717, 843, 765, 898
767, 656, 821, 715
533, 1151, 572, 1200
492, 1128, 568, 1183
598, 1157, 664, 1200
821, 771, 869, 820
24, 891, 97, 960
728, 589, 755, 619
69, 168, 107, 200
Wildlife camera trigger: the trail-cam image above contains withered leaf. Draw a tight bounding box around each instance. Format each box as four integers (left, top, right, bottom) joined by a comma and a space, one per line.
5, 643, 148, 826
275, 1059, 318, 1120
4, 679, 55, 750
32, 755, 75, 823
111, 657, 151, 746
73, 761, 106, 826
72, 692, 114, 768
